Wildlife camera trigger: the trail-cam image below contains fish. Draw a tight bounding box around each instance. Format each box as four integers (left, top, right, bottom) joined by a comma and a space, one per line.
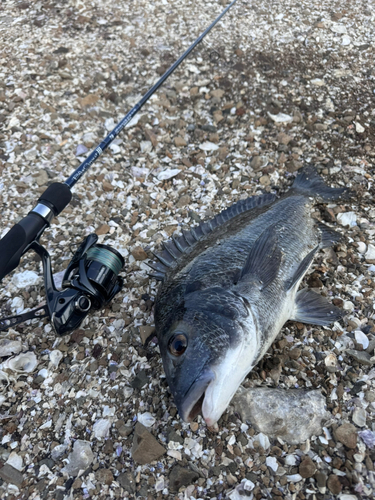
149, 166, 347, 427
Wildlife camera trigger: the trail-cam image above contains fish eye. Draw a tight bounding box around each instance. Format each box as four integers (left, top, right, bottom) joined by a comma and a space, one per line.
168, 333, 188, 357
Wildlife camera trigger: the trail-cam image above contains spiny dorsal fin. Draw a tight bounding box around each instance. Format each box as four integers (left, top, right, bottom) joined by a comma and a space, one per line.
148, 192, 277, 281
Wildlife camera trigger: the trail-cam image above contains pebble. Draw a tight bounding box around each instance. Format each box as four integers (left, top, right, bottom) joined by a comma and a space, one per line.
131, 423, 166, 464
0, 465, 24, 487
131, 246, 148, 261
250, 156, 266, 171
139, 325, 155, 344
96, 468, 114, 485
299, 457, 316, 478
168, 465, 199, 492
327, 474, 342, 494
117, 472, 136, 494
334, 423, 357, 449
347, 349, 374, 366
233, 387, 329, 444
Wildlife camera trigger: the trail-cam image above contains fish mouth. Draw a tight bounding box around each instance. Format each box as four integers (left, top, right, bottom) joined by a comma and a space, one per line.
179, 369, 215, 422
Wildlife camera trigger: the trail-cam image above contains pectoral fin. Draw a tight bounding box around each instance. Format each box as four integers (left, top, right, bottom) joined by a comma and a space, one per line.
239, 226, 282, 289
291, 288, 344, 326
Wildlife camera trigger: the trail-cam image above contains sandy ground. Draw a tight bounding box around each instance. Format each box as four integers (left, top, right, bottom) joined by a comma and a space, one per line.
0, 1, 374, 499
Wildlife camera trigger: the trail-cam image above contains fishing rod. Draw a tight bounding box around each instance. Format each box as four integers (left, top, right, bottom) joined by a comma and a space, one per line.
0, 0, 239, 335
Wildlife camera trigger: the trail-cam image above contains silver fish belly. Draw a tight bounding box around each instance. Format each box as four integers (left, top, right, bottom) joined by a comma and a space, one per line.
151, 166, 347, 427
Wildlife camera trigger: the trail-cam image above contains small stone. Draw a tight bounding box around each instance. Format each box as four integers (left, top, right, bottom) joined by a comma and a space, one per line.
174, 136, 187, 147
190, 422, 199, 432
299, 457, 316, 478
131, 423, 166, 464
334, 423, 357, 449
286, 160, 302, 173
169, 465, 199, 493
176, 194, 191, 208
250, 156, 266, 171
131, 246, 148, 260
259, 175, 270, 186
117, 472, 136, 493
211, 89, 225, 99
347, 349, 373, 366
232, 387, 329, 444
139, 325, 155, 344
289, 348, 301, 360
96, 224, 110, 235
131, 370, 149, 389
277, 132, 292, 145
93, 419, 111, 439
327, 474, 342, 494
0, 464, 24, 487
315, 471, 327, 492
96, 468, 114, 485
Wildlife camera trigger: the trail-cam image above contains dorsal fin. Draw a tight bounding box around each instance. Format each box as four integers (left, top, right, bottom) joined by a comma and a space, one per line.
148, 192, 277, 281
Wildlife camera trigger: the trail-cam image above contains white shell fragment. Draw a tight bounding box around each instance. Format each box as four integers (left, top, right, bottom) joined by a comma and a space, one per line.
1, 352, 38, 373
93, 419, 111, 439
49, 350, 63, 368
355, 122, 365, 133
365, 244, 375, 261
199, 141, 219, 151
337, 212, 357, 227
354, 330, 369, 350
267, 112, 293, 123
62, 440, 94, 476
0, 339, 22, 357
12, 270, 40, 288
137, 412, 156, 427
266, 456, 278, 472
157, 169, 181, 181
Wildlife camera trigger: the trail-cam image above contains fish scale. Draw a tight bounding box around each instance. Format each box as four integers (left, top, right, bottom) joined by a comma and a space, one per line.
152, 166, 348, 426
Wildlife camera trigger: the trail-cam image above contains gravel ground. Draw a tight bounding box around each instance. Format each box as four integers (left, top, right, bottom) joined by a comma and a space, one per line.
0, 0, 375, 499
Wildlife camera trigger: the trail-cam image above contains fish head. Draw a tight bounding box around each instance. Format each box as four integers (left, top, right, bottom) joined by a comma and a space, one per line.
157, 289, 259, 427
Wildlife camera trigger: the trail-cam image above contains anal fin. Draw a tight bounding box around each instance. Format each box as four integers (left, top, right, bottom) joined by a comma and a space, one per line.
286, 246, 319, 291
291, 288, 344, 326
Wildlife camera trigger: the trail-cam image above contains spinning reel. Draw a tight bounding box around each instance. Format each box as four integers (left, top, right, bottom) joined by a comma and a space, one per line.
0, 234, 124, 336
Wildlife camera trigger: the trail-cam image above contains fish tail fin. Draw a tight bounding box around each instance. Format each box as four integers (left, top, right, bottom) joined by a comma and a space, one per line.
292, 166, 349, 201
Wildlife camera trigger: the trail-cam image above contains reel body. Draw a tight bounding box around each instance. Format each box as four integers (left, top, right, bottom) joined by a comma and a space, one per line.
0, 234, 124, 335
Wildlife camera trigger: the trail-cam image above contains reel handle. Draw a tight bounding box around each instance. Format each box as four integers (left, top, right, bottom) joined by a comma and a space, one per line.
0, 182, 72, 281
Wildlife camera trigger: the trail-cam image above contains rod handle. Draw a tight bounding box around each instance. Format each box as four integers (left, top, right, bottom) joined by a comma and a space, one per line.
0, 183, 72, 281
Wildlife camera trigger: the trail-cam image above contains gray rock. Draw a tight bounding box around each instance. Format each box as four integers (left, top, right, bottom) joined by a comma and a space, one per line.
131, 423, 166, 465
117, 472, 136, 493
334, 423, 357, 449
169, 465, 199, 493
347, 349, 374, 366
0, 464, 24, 487
232, 387, 329, 444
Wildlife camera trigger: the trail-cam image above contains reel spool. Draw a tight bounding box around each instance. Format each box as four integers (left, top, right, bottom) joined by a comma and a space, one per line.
0, 234, 124, 336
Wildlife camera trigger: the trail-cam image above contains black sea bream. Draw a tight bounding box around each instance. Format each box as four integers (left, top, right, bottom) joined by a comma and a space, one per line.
150, 166, 346, 427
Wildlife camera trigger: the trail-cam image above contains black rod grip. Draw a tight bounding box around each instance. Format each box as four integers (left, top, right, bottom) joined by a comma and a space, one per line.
38, 182, 72, 216
0, 214, 47, 281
